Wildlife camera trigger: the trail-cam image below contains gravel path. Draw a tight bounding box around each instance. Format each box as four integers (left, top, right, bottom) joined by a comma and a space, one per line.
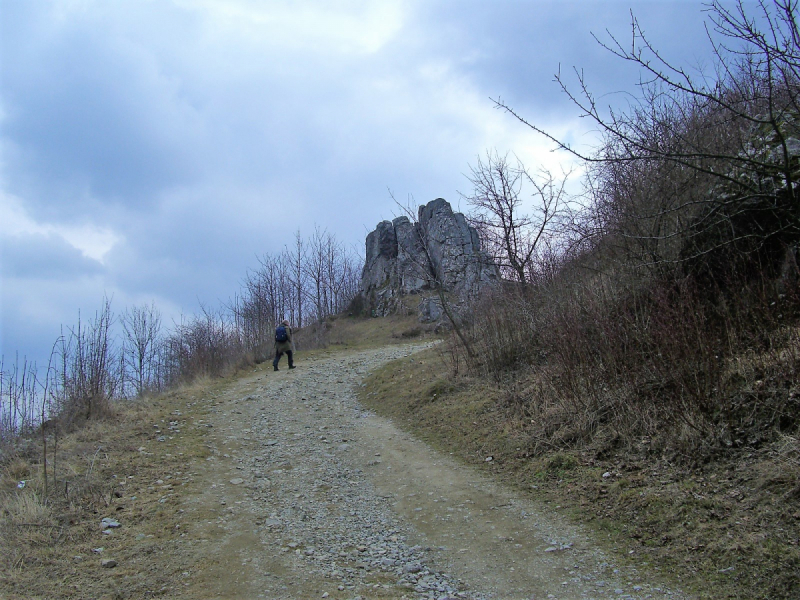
181, 345, 692, 600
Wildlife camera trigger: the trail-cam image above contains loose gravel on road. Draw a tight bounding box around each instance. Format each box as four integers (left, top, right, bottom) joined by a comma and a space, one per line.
181, 345, 692, 600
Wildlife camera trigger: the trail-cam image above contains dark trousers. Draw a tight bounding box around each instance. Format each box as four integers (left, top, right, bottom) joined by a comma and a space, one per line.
273, 349, 293, 368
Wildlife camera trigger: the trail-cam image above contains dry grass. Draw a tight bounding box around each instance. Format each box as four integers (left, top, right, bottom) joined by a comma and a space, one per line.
1, 491, 58, 574
0, 312, 432, 599
0, 376, 224, 599
3, 457, 32, 483
302, 313, 435, 352
5, 307, 796, 598
360, 348, 800, 600
776, 433, 800, 472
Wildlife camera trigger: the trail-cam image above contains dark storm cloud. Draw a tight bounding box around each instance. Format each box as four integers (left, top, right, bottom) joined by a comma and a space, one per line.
1, 231, 103, 280
1, 3, 203, 215
414, 1, 722, 123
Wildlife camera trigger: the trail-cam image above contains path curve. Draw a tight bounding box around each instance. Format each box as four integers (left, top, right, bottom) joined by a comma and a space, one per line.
181, 345, 690, 600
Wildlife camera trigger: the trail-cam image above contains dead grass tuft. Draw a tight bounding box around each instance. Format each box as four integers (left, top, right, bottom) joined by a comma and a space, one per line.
3, 458, 31, 484
2, 491, 54, 526
0, 490, 59, 577
776, 433, 800, 472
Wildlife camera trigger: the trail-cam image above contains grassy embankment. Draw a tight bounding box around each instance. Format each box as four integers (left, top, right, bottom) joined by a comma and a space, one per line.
359, 336, 800, 600
0, 375, 230, 599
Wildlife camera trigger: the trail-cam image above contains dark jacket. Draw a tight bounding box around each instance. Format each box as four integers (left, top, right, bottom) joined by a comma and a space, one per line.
275, 325, 293, 353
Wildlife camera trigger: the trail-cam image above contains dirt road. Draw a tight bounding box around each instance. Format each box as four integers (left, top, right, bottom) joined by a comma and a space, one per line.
177, 345, 689, 599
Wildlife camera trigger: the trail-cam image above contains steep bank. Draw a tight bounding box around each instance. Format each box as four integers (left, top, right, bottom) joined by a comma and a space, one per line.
360, 347, 800, 599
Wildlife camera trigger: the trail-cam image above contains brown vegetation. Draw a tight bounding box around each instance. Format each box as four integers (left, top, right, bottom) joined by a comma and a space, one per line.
0, 380, 214, 599
360, 346, 800, 599
0, 315, 426, 599
361, 2, 800, 597
1, 227, 362, 460
443, 0, 800, 462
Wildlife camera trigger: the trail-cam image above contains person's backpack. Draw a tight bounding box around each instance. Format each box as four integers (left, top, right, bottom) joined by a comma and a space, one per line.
275, 325, 288, 343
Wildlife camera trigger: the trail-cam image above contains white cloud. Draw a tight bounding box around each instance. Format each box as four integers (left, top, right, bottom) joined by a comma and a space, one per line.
0, 192, 121, 264
175, 0, 407, 55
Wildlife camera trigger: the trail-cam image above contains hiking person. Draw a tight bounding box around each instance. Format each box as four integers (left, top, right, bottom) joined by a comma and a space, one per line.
273, 319, 295, 371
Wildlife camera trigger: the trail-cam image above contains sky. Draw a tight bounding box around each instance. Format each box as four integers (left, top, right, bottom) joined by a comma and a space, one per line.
1, 0, 752, 367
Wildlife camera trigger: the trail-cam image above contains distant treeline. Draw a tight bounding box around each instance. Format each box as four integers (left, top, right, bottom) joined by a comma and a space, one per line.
0, 226, 362, 449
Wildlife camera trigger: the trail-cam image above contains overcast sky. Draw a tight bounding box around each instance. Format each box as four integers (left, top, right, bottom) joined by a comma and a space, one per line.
1, 0, 749, 367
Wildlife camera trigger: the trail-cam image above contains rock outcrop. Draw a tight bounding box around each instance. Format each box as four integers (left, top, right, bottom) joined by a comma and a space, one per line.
361, 198, 499, 318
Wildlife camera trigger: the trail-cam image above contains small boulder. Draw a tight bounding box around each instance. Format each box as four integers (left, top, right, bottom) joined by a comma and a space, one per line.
100, 517, 120, 529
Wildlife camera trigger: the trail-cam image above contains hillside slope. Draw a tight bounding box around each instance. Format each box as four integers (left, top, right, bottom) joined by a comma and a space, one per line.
360, 339, 800, 600
1, 315, 797, 599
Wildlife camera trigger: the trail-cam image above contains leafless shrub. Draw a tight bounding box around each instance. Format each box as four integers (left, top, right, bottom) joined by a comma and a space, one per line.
121, 302, 162, 396
429, 1, 800, 460
0, 357, 40, 455
466, 285, 543, 377
457, 254, 800, 458
161, 306, 249, 385
51, 298, 120, 429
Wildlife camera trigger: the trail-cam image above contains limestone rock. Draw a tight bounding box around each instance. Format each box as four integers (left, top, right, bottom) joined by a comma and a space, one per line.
361, 198, 499, 319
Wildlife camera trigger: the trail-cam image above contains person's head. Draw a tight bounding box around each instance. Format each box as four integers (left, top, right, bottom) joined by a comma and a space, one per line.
282, 319, 290, 326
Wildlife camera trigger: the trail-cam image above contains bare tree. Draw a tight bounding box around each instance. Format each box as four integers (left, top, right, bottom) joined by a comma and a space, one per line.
336, 244, 364, 313
305, 226, 329, 322
287, 231, 307, 328
0, 355, 39, 448
121, 302, 162, 396
235, 253, 286, 358
53, 298, 119, 424
495, 0, 800, 274
463, 150, 571, 285
229, 227, 362, 359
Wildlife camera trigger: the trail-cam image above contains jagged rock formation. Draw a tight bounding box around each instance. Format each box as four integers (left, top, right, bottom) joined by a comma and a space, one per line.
361, 198, 499, 319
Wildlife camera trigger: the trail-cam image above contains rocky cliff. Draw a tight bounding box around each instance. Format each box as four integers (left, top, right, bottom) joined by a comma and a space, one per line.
361, 198, 499, 319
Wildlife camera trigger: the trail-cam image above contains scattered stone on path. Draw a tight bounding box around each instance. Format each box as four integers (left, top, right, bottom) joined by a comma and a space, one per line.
100, 517, 120, 529
191, 343, 683, 600
101, 559, 117, 568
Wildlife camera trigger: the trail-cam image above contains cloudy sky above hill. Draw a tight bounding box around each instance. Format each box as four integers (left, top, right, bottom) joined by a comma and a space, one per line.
1, 0, 750, 366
